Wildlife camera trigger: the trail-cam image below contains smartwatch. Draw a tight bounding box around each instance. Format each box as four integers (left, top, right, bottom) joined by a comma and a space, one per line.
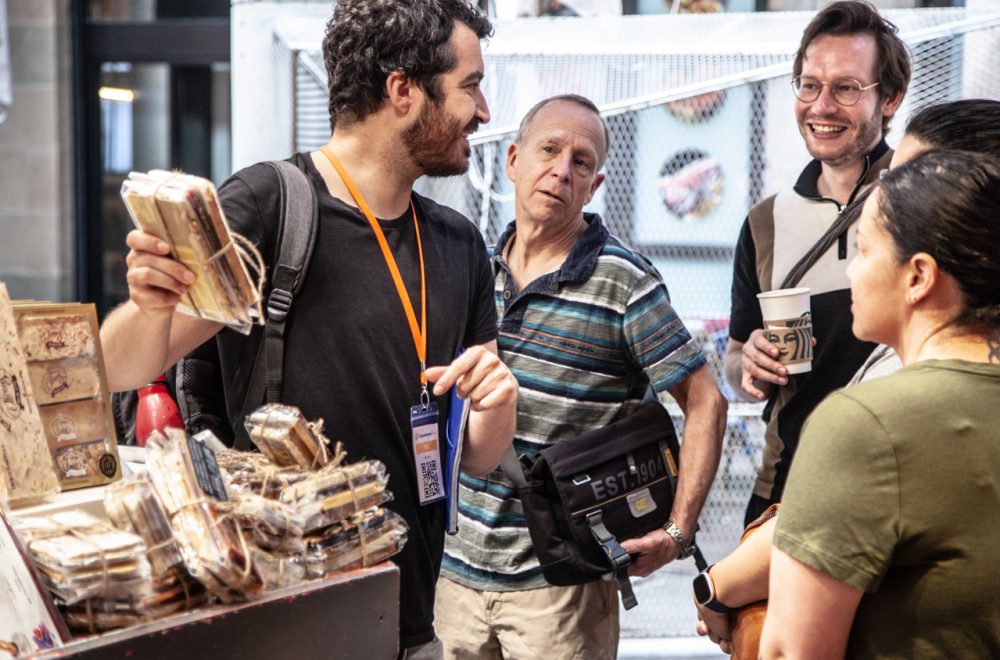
692, 566, 731, 614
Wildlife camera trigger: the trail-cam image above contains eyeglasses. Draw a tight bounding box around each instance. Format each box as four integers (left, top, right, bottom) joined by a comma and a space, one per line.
791, 76, 880, 106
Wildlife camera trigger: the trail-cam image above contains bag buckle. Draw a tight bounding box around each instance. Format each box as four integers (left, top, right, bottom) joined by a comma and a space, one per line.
586, 510, 638, 610
267, 288, 293, 322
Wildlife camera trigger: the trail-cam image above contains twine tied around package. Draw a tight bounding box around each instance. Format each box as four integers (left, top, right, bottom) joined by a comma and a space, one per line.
24, 523, 116, 598
233, 495, 297, 550
143, 534, 183, 571
149, 171, 267, 325
230, 232, 266, 323
208, 507, 257, 589
344, 468, 362, 515
168, 497, 257, 591
356, 515, 370, 568
171, 564, 195, 611
256, 464, 301, 498
201, 231, 266, 323
73, 529, 112, 595
306, 419, 342, 469
82, 597, 97, 635
109, 478, 181, 575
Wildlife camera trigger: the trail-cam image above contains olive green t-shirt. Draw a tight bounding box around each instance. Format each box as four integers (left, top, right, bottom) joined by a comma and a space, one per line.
775, 360, 1000, 659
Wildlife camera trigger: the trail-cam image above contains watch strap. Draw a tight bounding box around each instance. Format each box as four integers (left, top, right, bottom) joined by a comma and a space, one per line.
694, 568, 732, 614
663, 519, 695, 559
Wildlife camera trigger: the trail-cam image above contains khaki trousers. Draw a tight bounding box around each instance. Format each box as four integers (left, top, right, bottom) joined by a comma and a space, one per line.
434, 575, 619, 660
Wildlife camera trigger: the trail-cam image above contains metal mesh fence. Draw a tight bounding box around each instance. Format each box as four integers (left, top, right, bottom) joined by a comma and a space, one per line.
282, 7, 1000, 638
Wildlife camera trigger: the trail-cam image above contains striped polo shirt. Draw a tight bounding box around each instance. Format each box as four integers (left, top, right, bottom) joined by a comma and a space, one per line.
441, 213, 706, 591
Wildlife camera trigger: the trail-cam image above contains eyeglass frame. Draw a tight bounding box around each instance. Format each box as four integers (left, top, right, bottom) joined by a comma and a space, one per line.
790, 76, 880, 107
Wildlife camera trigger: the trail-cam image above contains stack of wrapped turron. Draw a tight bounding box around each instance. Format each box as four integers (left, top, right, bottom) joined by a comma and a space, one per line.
14, 404, 408, 635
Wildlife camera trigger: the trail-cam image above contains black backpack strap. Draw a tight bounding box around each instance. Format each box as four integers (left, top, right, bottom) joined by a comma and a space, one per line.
234, 160, 318, 448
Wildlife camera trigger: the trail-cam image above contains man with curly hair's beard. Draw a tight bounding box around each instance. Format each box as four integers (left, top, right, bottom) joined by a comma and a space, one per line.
99, 2, 518, 657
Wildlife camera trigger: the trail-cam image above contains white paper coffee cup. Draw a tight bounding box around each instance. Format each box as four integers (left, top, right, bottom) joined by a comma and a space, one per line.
757, 287, 813, 374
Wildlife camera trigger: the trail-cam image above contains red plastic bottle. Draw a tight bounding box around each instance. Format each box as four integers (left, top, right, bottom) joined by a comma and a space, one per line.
135, 375, 184, 446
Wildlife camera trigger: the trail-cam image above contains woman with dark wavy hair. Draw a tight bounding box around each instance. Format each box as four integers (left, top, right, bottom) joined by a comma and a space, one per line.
848, 98, 1000, 382
761, 149, 1000, 658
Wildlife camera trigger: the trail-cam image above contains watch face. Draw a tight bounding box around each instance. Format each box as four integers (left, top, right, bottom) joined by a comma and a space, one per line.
692, 572, 713, 605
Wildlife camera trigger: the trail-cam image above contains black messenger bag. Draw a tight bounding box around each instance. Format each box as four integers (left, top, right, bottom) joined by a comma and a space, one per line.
501, 401, 707, 609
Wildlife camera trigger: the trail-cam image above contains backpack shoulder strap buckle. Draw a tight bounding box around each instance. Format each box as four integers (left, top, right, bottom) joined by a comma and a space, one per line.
267, 287, 293, 323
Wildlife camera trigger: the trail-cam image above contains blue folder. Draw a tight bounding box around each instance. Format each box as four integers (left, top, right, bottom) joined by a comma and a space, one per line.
444, 374, 471, 535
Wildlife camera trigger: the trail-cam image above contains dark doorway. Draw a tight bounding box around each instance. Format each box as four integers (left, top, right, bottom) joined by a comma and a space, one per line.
72, 1, 231, 317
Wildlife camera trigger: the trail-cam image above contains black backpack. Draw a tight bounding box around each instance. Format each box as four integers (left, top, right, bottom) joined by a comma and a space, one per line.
112, 160, 318, 449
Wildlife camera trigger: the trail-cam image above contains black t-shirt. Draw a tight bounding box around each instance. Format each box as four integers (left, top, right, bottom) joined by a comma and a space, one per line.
216, 153, 497, 648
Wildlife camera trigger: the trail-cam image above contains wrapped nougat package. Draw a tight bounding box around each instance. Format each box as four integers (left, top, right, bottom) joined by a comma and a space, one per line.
0, 284, 60, 505
16, 312, 94, 362
145, 428, 263, 602
280, 459, 391, 533
303, 507, 408, 578
28, 356, 102, 406
120, 170, 261, 334
38, 399, 108, 448
224, 492, 305, 555
244, 404, 331, 470
215, 449, 309, 499
61, 568, 208, 633
13, 510, 152, 606
105, 476, 184, 576
250, 548, 305, 591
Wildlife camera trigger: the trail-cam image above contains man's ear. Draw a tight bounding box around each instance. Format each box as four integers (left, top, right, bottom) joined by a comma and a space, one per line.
505, 142, 519, 183
386, 70, 420, 117
881, 90, 904, 120
585, 173, 606, 205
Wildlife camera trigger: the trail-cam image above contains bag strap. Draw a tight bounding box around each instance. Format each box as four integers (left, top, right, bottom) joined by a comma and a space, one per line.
235, 160, 318, 448
499, 445, 528, 488
779, 148, 885, 290
586, 510, 639, 610
779, 190, 869, 289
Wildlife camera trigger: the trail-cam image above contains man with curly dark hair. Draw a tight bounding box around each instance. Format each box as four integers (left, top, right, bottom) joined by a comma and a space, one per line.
100, 2, 516, 658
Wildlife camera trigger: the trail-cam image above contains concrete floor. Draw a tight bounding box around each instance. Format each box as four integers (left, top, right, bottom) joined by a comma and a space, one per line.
618, 637, 728, 659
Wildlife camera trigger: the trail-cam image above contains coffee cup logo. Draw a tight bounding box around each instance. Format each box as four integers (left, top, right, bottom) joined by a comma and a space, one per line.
765, 311, 813, 365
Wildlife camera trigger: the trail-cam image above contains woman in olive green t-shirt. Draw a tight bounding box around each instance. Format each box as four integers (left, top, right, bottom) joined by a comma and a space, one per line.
762, 150, 1000, 659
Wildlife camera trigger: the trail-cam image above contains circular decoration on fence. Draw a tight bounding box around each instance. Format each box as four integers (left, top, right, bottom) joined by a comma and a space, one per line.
656, 148, 724, 223
666, 90, 727, 123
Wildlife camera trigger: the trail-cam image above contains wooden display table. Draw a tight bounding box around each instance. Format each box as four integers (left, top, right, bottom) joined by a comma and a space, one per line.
33, 564, 400, 660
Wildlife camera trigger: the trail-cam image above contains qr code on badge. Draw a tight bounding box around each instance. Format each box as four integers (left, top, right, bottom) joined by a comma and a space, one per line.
421, 460, 442, 500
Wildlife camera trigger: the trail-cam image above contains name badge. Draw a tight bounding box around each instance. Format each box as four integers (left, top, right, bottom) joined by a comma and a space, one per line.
410, 402, 445, 505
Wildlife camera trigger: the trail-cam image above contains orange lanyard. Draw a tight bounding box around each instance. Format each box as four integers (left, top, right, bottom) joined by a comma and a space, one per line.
320, 146, 429, 396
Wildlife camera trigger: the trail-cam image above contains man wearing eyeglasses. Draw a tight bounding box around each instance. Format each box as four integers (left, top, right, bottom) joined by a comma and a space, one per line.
724, 1, 911, 525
